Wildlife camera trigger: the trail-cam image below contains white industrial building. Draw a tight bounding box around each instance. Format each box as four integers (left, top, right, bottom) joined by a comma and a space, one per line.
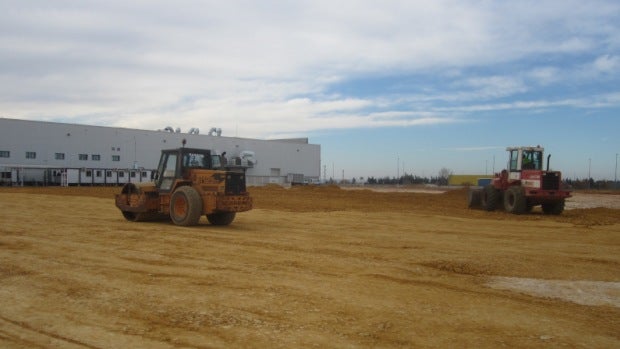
0, 118, 321, 186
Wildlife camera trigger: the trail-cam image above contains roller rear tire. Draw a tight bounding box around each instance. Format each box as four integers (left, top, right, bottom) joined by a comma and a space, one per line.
122, 211, 140, 222
170, 186, 203, 226
207, 212, 236, 226
123, 211, 168, 222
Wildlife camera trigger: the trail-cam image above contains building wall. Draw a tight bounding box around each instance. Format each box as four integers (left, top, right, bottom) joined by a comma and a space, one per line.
448, 174, 491, 186
0, 118, 321, 185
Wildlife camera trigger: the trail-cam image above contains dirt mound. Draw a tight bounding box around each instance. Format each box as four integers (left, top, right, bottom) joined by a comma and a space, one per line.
250, 186, 620, 226
562, 207, 620, 226
0, 185, 118, 199
2, 185, 620, 226
249, 185, 463, 213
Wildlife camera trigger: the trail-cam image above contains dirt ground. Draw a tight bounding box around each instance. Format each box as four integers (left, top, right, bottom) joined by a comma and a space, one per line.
0, 185, 618, 348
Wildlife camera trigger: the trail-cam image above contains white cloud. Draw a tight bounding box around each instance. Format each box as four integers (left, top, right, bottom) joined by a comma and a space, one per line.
0, 0, 619, 138
593, 54, 620, 73
527, 67, 561, 85
450, 146, 503, 152
458, 76, 528, 99
432, 92, 620, 114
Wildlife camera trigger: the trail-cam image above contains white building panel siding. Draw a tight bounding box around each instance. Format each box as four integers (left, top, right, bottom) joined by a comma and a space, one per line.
0, 118, 320, 185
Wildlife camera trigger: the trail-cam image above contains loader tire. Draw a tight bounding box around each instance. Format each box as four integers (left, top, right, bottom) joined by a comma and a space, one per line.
170, 186, 203, 226
504, 186, 526, 214
542, 200, 565, 215
207, 212, 236, 226
467, 188, 482, 208
481, 185, 499, 211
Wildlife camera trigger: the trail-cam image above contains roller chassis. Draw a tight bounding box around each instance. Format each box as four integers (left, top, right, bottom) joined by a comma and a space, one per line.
115, 147, 252, 226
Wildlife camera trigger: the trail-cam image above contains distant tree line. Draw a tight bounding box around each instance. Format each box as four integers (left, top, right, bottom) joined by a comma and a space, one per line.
564, 178, 619, 190
363, 173, 450, 186
363, 167, 454, 186
327, 166, 618, 190
329, 175, 618, 190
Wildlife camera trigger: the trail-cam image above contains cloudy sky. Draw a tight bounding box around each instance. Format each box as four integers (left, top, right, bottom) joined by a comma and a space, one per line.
1, 1, 619, 180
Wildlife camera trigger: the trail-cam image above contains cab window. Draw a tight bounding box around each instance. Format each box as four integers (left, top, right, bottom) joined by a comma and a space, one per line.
522, 150, 542, 170
509, 150, 519, 171
158, 153, 177, 190
211, 155, 222, 168
183, 152, 209, 169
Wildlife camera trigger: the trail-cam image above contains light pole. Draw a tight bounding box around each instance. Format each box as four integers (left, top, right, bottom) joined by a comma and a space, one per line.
588, 158, 591, 189
615, 153, 618, 190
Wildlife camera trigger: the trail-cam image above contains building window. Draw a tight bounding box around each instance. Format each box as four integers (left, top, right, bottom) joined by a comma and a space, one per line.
26, 151, 36, 159
55, 153, 65, 160
118, 172, 125, 178
85, 170, 92, 177
141, 171, 147, 177
106, 171, 112, 177
0, 151, 10, 158
130, 172, 137, 178
1, 172, 12, 179
96, 170, 102, 177
112, 155, 120, 162
92, 154, 101, 161
79, 154, 88, 161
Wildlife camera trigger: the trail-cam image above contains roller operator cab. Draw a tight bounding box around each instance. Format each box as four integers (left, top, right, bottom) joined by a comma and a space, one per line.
468, 146, 571, 215
115, 147, 252, 226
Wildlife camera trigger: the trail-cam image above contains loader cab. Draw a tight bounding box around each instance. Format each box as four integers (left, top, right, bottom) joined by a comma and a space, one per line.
507, 146, 544, 172
211, 154, 223, 169
155, 148, 213, 191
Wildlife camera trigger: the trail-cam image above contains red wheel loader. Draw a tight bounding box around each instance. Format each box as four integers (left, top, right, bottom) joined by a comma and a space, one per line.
468, 146, 571, 215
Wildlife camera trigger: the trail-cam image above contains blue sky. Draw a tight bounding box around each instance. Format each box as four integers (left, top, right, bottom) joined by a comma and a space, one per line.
1, 1, 619, 180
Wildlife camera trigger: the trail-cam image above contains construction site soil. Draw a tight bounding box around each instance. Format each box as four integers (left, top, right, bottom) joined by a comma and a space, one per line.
0, 185, 618, 348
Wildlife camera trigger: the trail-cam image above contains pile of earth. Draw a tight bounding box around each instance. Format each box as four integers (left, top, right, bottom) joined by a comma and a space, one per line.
2, 184, 619, 226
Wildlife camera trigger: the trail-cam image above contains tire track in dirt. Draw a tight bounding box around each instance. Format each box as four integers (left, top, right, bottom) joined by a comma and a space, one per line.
0, 315, 101, 349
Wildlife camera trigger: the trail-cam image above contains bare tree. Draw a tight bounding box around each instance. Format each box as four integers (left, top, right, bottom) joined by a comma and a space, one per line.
438, 167, 453, 186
